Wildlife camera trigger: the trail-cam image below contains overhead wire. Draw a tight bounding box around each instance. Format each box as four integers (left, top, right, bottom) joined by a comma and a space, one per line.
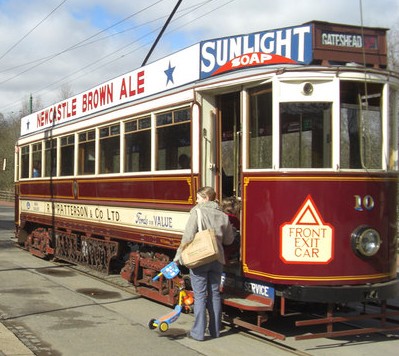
13, 0, 218, 102
0, 0, 68, 62
38, 0, 229, 92
0, 0, 168, 111
0, 0, 165, 85
2, 0, 235, 112
0, 1, 166, 75
79, 0, 236, 78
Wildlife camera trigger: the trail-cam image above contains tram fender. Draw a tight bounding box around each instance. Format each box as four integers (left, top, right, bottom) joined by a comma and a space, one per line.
283, 279, 399, 303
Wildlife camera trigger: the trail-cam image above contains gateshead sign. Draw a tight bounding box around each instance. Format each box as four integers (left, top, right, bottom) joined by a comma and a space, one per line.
280, 195, 334, 264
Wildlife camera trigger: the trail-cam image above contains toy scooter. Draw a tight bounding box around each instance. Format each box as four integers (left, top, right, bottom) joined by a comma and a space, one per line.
148, 261, 193, 332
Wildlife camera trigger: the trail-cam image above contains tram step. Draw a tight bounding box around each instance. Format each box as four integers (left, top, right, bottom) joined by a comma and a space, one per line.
222, 293, 273, 311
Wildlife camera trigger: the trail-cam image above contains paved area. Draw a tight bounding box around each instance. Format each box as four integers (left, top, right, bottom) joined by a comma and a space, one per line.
0, 322, 34, 356
0, 200, 34, 355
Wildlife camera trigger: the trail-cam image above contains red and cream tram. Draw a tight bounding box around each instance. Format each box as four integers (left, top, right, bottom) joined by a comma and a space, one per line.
15, 21, 399, 339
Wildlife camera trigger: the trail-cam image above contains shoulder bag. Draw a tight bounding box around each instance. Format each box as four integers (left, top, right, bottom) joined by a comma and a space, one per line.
181, 208, 220, 268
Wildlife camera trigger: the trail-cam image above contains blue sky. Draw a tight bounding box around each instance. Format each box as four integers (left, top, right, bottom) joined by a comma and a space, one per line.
0, 0, 398, 115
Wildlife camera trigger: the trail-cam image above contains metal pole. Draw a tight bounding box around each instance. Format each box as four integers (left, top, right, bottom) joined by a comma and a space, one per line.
141, 0, 182, 66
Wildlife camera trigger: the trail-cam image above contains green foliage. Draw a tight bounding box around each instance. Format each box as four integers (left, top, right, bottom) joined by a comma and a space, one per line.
0, 113, 20, 191
388, 26, 399, 72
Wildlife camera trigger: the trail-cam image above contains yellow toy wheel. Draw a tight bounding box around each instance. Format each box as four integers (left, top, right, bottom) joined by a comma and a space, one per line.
159, 321, 169, 332
148, 318, 157, 330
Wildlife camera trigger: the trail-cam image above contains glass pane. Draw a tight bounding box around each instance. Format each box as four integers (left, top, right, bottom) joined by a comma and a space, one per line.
21, 146, 30, 178
280, 103, 332, 168
174, 109, 191, 123
248, 86, 272, 168
125, 120, 137, 133
110, 125, 120, 135
125, 130, 151, 172
157, 122, 191, 170
156, 112, 172, 127
100, 135, 120, 174
389, 88, 398, 170
32, 143, 42, 178
100, 127, 109, 138
60, 135, 75, 176
43, 140, 56, 177
60, 145, 74, 176
78, 141, 95, 175
340, 81, 383, 169
87, 130, 95, 141
139, 117, 151, 130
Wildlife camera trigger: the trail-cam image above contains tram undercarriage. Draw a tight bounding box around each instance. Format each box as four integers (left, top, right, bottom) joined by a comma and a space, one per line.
18, 224, 399, 341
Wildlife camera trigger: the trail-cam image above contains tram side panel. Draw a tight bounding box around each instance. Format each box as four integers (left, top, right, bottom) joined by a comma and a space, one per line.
242, 173, 398, 293
16, 175, 196, 268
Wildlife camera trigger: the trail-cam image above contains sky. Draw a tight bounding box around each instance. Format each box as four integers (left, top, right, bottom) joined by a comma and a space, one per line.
0, 0, 398, 116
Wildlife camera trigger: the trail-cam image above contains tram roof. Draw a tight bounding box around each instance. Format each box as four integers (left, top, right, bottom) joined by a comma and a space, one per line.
20, 20, 388, 137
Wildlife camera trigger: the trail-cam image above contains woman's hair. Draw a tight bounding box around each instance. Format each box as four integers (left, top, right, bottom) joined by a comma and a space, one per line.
221, 196, 240, 216
197, 186, 216, 201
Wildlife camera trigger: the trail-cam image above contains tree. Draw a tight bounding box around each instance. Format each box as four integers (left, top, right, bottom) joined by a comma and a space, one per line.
57, 83, 74, 102
387, 26, 399, 72
0, 112, 20, 191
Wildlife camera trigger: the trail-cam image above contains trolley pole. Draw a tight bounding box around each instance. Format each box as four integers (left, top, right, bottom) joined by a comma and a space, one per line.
141, 0, 182, 67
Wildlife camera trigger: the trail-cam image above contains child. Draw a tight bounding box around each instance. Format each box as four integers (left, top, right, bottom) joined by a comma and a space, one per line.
221, 196, 241, 262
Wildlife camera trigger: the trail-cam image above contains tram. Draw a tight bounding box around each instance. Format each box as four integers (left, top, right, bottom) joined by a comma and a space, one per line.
15, 21, 399, 339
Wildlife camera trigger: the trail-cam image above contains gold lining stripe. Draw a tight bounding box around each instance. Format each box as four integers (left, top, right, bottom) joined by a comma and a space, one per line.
243, 175, 399, 183
18, 176, 195, 205
242, 264, 394, 281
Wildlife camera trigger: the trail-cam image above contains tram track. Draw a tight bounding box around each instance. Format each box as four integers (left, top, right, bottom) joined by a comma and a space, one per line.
11, 243, 399, 355
73, 265, 399, 356
228, 328, 314, 356
52, 260, 315, 355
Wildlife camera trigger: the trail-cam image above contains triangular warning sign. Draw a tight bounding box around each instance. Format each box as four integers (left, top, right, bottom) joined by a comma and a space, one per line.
297, 206, 318, 225
280, 195, 334, 264
292, 196, 323, 225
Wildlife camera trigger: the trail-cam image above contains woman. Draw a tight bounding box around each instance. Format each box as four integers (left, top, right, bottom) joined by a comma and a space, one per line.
174, 186, 234, 341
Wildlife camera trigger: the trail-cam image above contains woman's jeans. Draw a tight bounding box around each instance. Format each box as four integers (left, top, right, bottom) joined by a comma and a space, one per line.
189, 260, 223, 340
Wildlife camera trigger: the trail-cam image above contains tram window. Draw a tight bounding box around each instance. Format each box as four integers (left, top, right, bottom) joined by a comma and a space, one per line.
99, 124, 120, 174
60, 135, 75, 176
280, 103, 332, 168
248, 86, 273, 168
44, 139, 57, 177
21, 145, 30, 179
32, 143, 42, 178
78, 130, 95, 175
124, 117, 151, 172
156, 108, 191, 170
340, 81, 383, 169
389, 88, 398, 170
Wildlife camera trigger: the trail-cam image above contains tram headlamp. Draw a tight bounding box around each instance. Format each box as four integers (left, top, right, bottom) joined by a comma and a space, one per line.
351, 226, 381, 257
302, 82, 313, 95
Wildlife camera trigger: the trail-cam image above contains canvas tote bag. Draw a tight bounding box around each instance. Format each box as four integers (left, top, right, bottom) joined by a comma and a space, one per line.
181, 208, 220, 268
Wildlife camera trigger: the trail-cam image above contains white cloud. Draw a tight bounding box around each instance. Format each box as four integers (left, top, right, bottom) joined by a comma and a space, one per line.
0, 0, 398, 115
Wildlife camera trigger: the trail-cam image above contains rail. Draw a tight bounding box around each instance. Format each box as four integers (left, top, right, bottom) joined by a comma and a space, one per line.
0, 190, 14, 203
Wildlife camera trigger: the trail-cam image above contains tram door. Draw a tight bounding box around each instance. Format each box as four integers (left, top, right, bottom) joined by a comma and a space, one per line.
217, 92, 241, 200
